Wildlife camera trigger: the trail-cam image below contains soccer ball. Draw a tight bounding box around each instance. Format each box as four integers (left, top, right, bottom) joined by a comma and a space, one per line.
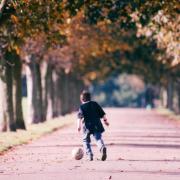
71, 147, 84, 160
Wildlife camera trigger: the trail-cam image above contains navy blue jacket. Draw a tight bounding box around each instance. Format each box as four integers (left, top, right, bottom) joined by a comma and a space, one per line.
78, 101, 105, 134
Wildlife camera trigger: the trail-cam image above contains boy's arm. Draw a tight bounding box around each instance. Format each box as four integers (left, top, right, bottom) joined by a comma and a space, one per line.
77, 118, 82, 132
95, 102, 109, 126
102, 115, 109, 126
77, 107, 84, 132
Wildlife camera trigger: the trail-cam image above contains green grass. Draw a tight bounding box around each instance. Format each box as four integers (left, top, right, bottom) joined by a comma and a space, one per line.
156, 107, 180, 121
0, 114, 75, 154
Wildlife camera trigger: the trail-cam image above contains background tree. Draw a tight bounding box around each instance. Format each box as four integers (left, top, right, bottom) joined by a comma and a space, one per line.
0, 0, 179, 131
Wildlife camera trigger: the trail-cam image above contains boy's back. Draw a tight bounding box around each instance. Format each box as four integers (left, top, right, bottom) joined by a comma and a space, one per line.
80, 101, 105, 121
78, 101, 105, 133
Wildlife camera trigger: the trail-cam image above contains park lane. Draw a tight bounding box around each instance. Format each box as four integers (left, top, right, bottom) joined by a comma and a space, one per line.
0, 108, 180, 180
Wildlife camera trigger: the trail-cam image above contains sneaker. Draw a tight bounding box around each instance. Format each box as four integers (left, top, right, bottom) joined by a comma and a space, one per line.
101, 147, 107, 161
87, 155, 93, 161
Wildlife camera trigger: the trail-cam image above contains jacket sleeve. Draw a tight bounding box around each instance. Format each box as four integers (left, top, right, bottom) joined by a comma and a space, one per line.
77, 107, 84, 119
95, 102, 105, 118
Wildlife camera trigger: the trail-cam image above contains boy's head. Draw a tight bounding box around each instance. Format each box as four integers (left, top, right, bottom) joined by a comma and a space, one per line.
80, 90, 91, 103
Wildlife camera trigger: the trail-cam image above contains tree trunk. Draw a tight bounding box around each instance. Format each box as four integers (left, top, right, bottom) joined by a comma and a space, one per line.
66, 73, 73, 113
60, 72, 70, 115
178, 85, 180, 114
68, 75, 81, 111
74, 78, 84, 110
159, 86, 167, 108
31, 62, 44, 123
26, 56, 44, 124
53, 71, 62, 117
26, 61, 33, 124
0, 76, 7, 131
62, 74, 84, 113
167, 76, 174, 111
4, 52, 16, 131
13, 53, 26, 129
44, 64, 55, 120
174, 82, 180, 114
69, 75, 76, 111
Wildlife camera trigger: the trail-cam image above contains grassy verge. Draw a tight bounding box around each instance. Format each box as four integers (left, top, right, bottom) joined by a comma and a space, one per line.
0, 114, 75, 154
156, 107, 180, 121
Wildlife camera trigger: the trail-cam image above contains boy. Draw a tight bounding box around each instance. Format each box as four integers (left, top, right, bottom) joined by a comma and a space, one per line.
77, 90, 109, 161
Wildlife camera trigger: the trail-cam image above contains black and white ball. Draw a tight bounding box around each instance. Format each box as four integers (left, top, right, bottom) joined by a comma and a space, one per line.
72, 147, 84, 160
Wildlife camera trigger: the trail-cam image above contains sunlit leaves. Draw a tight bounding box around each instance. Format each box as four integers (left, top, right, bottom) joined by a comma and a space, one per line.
10, 14, 18, 23
137, 9, 180, 67
0, 0, 179, 84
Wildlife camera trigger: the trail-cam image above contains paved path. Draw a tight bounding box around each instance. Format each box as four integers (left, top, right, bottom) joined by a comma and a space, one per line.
0, 108, 180, 180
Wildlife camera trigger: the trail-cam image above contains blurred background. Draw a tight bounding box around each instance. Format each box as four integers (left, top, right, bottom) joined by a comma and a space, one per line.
0, 0, 179, 132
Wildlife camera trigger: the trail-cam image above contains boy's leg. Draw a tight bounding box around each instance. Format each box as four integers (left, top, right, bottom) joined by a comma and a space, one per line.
93, 132, 107, 161
93, 132, 105, 151
83, 132, 93, 160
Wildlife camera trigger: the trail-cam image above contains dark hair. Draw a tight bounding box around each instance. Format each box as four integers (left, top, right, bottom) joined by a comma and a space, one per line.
80, 90, 91, 102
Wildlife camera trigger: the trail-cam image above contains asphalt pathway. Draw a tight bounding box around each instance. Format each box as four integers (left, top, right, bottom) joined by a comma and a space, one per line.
0, 108, 180, 180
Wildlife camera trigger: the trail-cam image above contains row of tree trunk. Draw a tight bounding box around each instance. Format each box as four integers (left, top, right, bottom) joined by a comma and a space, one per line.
0, 51, 84, 132
160, 75, 180, 114
0, 51, 179, 132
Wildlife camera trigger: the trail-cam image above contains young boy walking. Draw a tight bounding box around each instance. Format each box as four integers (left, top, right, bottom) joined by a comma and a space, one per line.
77, 90, 109, 161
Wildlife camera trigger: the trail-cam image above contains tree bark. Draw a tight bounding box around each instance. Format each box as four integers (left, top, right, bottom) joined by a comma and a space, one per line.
60, 72, 70, 115
44, 64, 55, 120
4, 52, 16, 131
74, 78, 84, 110
68, 74, 81, 111
13, 54, 26, 129
167, 76, 174, 111
159, 86, 167, 108
61, 73, 84, 113
174, 82, 180, 114
53, 71, 62, 117
0, 76, 7, 131
26, 56, 44, 124
178, 84, 180, 114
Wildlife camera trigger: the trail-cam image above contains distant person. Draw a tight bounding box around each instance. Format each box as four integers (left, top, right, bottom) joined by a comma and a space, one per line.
145, 86, 155, 108
77, 90, 109, 161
